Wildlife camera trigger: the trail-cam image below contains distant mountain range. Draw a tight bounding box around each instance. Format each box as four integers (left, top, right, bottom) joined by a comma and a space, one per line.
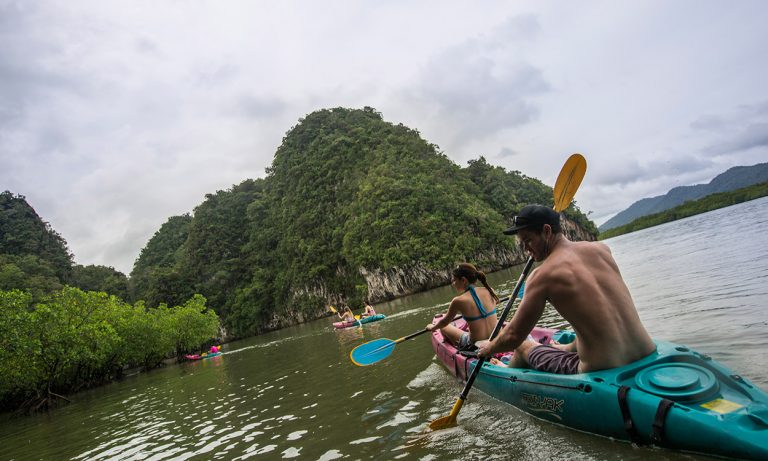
599, 162, 768, 231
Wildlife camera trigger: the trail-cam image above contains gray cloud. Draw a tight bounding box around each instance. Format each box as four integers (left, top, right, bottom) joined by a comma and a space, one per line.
590, 155, 714, 189
237, 94, 290, 119
406, 15, 550, 146
497, 147, 519, 158
693, 101, 768, 155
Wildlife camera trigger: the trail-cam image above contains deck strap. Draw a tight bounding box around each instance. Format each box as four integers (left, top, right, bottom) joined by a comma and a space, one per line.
617, 386, 642, 444
449, 347, 461, 378
651, 398, 674, 445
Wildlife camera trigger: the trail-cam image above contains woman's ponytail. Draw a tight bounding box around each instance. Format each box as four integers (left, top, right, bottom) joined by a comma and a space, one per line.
476, 270, 500, 303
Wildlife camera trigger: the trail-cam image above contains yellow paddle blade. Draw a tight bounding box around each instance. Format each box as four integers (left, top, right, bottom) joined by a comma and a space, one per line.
553, 153, 587, 212
328, 306, 338, 314
355, 315, 361, 320
428, 398, 463, 430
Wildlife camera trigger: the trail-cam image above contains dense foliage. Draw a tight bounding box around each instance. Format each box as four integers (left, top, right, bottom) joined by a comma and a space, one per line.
462, 157, 597, 235
1, 191, 73, 281
128, 214, 193, 305
1, 191, 132, 301
1, 193, 221, 411
129, 107, 597, 338
69, 264, 129, 300
599, 182, 768, 239
0, 287, 219, 412
0, 254, 63, 300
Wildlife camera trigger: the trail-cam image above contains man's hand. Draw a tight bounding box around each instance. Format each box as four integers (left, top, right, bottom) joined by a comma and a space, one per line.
477, 339, 493, 359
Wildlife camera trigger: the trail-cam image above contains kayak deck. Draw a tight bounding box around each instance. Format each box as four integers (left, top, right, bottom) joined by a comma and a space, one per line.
430, 314, 768, 460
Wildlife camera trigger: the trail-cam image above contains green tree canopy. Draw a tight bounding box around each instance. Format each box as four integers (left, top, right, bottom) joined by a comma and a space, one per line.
69, 264, 129, 299
0, 191, 73, 280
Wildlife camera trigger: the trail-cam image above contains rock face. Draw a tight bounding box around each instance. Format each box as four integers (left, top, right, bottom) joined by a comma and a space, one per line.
561, 215, 596, 243
284, 217, 595, 316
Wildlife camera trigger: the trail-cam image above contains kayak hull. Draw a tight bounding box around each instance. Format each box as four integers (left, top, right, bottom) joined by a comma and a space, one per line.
333, 313, 386, 329
431, 315, 768, 460
184, 352, 222, 360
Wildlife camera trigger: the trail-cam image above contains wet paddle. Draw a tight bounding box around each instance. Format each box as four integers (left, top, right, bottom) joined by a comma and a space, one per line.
350, 328, 434, 366
428, 153, 587, 431
349, 290, 522, 366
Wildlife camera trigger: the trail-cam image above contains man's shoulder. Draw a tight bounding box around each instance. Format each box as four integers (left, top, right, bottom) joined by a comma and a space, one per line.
572, 239, 610, 255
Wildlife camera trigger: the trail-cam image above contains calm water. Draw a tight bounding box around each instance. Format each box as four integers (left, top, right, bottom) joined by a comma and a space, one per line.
2, 197, 766, 461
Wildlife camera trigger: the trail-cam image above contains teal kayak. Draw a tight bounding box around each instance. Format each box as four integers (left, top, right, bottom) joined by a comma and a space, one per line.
431, 315, 768, 460
333, 313, 386, 329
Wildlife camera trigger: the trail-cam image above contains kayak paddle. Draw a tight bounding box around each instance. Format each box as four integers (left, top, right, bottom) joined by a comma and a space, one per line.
350, 328, 432, 366
349, 291, 522, 366
329, 305, 361, 322
428, 153, 587, 431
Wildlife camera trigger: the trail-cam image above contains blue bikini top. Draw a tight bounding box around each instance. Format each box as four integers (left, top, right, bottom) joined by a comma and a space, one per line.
463, 285, 496, 322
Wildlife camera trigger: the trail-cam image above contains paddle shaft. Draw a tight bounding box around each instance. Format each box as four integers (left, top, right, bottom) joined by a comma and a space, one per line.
365, 315, 467, 357
456, 257, 535, 401
396, 314, 468, 344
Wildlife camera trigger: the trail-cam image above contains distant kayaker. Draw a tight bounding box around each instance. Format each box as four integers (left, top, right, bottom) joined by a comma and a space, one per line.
336, 307, 356, 323
362, 304, 376, 318
477, 204, 656, 373
210, 345, 219, 354
425, 263, 501, 352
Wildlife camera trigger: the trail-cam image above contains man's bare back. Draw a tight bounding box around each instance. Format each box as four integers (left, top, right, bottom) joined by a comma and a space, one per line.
532, 239, 656, 371
478, 204, 655, 373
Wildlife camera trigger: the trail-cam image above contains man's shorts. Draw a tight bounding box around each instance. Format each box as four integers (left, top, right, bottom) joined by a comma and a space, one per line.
527, 344, 580, 374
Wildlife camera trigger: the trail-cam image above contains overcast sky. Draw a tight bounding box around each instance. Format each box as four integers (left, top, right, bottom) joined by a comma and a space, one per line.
2, 1, 767, 274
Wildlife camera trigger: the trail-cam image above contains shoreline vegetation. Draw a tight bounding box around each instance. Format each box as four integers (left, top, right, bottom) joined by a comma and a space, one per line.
599, 182, 768, 240
0, 287, 219, 414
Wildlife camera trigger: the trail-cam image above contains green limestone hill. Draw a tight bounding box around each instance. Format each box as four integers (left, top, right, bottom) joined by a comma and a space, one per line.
131, 107, 597, 338
0, 191, 73, 280
600, 162, 768, 231
1, 191, 128, 299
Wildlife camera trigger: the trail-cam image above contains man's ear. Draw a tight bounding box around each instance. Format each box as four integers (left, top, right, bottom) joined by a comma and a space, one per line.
542, 224, 552, 238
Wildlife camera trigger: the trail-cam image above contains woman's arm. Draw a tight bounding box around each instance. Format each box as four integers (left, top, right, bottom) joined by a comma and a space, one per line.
426, 299, 460, 331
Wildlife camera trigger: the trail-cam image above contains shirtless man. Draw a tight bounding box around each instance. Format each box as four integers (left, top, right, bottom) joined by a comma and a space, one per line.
477, 204, 656, 373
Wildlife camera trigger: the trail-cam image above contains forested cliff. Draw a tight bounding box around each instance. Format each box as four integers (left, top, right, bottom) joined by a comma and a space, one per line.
130, 107, 597, 338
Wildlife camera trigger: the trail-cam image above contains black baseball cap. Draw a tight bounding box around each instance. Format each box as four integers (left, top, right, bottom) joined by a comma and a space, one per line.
503, 204, 561, 235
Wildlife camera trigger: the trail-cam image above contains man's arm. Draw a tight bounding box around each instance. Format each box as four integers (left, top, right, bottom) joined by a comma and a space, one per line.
479, 270, 547, 356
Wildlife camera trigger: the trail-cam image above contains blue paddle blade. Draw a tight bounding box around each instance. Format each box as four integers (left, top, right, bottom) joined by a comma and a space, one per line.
350, 338, 396, 366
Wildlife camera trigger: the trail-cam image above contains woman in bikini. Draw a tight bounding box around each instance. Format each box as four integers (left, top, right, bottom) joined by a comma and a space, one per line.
426, 263, 500, 351
336, 307, 356, 323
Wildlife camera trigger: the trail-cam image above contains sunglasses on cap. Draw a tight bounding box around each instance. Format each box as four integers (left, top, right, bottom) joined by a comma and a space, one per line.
511, 216, 532, 225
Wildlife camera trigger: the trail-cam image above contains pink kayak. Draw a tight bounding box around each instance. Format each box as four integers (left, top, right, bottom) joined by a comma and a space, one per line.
184, 352, 222, 360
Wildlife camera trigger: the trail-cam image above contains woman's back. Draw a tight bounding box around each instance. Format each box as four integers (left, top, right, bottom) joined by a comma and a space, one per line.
453, 286, 498, 342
